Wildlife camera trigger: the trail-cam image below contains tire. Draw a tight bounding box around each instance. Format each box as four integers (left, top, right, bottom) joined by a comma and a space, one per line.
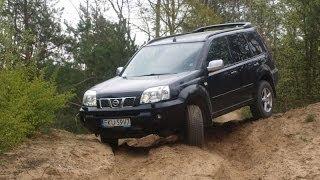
100, 135, 118, 148
186, 105, 205, 147
250, 80, 274, 119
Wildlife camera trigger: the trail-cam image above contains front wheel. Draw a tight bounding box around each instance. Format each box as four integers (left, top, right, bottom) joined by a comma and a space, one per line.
185, 105, 205, 147
250, 81, 274, 119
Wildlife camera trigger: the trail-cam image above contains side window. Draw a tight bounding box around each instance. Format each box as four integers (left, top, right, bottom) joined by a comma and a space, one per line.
246, 32, 265, 56
227, 33, 252, 62
207, 37, 232, 65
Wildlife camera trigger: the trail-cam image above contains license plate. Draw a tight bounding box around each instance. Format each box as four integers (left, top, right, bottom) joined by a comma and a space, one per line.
102, 118, 131, 128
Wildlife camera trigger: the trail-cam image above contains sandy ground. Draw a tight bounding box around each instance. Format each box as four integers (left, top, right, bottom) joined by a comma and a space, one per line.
1, 103, 320, 179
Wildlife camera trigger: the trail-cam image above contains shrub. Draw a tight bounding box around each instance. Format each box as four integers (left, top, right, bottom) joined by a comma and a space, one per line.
305, 114, 316, 123
0, 68, 72, 153
240, 106, 252, 120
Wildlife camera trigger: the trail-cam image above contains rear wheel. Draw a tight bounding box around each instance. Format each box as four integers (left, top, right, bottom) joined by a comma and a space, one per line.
250, 81, 274, 119
100, 135, 118, 148
186, 105, 204, 147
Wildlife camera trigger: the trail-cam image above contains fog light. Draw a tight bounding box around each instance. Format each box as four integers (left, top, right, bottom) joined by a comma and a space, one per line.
157, 114, 162, 119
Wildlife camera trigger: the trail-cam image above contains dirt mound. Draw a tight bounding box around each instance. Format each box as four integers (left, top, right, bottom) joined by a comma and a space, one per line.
1, 103, 320, 179
99, 145, 226, 179
206, 103, 320, 179
0, 130, 114, 179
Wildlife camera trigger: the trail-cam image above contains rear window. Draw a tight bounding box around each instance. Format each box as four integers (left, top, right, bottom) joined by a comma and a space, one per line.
246, 32, 265, 56
227, 33, 252, 62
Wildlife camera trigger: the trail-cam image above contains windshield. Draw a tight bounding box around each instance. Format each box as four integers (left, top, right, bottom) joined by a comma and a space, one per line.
122, 42, 204, 77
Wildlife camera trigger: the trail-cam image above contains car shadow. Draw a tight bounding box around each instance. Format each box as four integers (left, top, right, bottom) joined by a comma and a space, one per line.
113, 117, 255, 153
116, 134, 180, 153
206, 117, 254, 141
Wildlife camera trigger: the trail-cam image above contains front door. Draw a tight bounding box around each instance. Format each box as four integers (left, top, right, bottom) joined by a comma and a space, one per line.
206, 36, 243, 113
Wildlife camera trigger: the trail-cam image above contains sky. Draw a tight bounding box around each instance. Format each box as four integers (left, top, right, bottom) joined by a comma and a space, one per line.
56, 0, 148, 45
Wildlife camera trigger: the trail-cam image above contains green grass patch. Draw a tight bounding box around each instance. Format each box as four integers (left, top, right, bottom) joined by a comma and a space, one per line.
305, 114, 316, 123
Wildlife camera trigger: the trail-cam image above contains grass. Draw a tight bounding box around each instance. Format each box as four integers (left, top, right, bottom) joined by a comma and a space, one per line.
299, 135, 310, 142
0, 159, 8, 166
305, 114, 317, 123
241, 106, 252, 119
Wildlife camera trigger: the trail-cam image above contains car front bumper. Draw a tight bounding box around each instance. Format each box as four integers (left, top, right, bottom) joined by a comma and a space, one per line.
79, 98, 186, 139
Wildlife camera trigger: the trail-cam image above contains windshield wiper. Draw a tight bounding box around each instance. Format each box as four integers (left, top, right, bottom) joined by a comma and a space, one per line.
137, 73, 172, 77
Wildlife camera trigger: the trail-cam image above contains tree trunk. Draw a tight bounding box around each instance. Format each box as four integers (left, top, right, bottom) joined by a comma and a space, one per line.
155, 0, 161, 37
23, 0, 33, 62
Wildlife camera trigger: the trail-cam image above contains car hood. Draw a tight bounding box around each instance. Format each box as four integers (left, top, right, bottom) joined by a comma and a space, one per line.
90, 70, 199, 97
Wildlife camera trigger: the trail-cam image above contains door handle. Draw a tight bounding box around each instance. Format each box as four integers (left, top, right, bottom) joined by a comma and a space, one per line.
230, 70, 238, 75
253, 62, 259, 67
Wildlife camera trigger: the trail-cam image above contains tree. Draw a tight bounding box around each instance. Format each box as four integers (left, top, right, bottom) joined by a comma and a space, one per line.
204, 0, 247, 21
182, 0, 222, 31
0, 0, 66, 68
275, 0, 320, 110
68, 0, 136, 82
0, 0, 73, 150
135, 0, 221, 39
155, 0, 161, 37
106, 0, 135, 44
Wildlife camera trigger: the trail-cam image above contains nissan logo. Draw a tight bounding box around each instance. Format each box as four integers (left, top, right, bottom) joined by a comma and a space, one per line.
111, 99, 120, 107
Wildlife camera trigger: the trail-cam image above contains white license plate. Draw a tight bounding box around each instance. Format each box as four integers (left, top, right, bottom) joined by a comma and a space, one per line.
102, 118, 131, 128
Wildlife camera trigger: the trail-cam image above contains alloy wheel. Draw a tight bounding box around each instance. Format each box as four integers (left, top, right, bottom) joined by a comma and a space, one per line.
261, 87, 273, 113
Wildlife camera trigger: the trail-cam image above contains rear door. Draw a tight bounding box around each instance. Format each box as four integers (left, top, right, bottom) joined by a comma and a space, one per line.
226, 33, 253, 103
206, 36, 243, 113
243, 31, 268, 99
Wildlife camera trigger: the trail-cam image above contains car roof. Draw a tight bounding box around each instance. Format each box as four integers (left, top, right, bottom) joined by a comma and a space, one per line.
146, 22, 255, 46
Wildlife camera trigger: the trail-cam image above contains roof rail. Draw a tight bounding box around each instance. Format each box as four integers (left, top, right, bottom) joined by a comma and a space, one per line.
147, 32, 193, 44
193, 22, 252, 33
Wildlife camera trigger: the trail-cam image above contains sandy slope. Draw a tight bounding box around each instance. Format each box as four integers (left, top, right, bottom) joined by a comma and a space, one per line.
1, 103, 320, 179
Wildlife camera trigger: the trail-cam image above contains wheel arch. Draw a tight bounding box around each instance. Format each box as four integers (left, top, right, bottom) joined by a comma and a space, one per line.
179, 84, 213, 127
257, 65, 277, 98
259, 73, 276, 98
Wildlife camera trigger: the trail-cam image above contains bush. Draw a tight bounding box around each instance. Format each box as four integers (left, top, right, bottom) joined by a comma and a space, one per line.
54, 108, 88, 134
45, 64, 88, 134
305, 114, 316, 123
240, 106, 252, 120
0, 68, 72, 153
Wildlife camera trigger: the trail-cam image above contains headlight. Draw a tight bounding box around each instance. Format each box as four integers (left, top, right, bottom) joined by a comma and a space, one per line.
83, 90, 97, 107
140, 86, 170, 104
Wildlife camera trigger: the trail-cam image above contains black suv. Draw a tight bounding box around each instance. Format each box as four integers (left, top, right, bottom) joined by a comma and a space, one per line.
79, 22, 278, 147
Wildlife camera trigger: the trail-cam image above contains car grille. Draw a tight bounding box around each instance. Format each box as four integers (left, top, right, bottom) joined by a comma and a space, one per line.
99, 97, 136, 108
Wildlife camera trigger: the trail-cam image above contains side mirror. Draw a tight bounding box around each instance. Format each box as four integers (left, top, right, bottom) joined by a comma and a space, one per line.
116, 67, 124, 76
207, 60, 224, 72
